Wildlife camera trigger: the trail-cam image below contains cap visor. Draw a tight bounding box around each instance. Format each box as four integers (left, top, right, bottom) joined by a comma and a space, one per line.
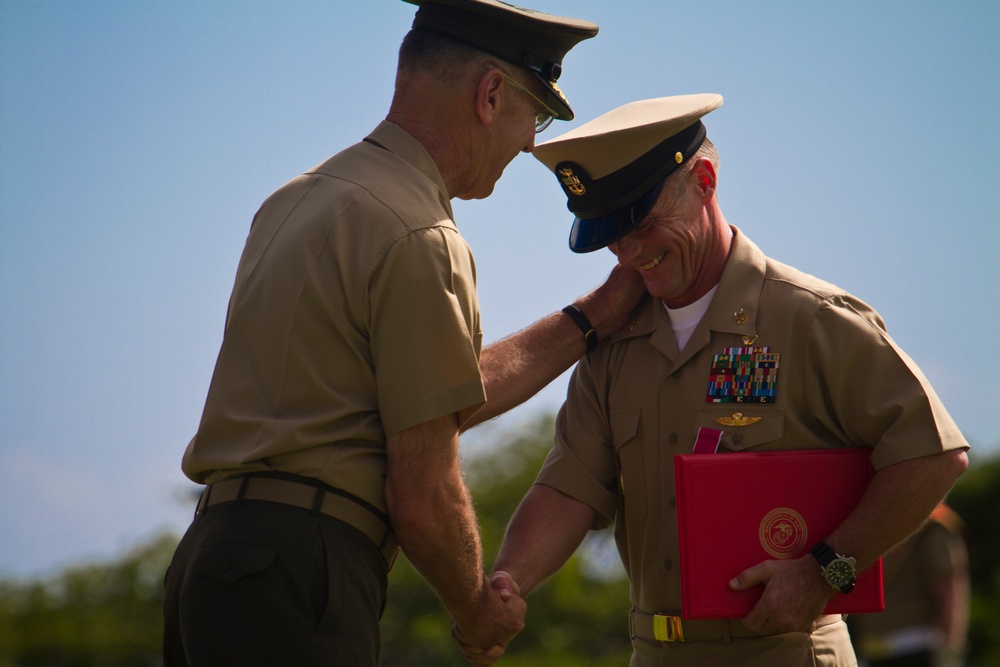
568, 178, 665, 253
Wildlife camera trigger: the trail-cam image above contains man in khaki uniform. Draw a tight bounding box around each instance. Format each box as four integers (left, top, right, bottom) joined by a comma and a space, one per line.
848, 502, 970, 667
162, 2, 645, 666
491, 95, 969, 666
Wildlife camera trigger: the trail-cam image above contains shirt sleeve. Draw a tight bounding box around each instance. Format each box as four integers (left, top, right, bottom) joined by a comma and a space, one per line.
537, 355, 620, 526
368, 225, 485, 436
804, 294, 969, 470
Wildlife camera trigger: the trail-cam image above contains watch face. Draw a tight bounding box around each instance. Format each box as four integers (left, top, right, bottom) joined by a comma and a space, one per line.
826, 559, 855, 587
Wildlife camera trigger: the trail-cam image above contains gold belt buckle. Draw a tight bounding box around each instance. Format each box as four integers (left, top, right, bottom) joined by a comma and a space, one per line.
653, 614, 684, 642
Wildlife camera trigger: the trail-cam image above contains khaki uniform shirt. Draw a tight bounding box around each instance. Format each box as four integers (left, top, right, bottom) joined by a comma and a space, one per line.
538, 227, 968, 639
182, 121, 486, 517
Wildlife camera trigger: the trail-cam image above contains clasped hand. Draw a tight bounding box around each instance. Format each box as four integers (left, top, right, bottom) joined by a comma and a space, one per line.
451, 571, 525, 666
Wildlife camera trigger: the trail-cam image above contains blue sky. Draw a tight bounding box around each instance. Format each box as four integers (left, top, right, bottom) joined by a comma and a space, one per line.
1, 0, 997, 578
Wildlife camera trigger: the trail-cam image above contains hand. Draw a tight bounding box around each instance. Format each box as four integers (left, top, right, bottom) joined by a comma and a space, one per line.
577, 263, 647, 339
728, 556, 833, 634
451, 572, 525, 666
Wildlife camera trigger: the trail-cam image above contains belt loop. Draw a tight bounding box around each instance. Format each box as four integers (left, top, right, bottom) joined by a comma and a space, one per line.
722, 619, 733, 644
311, 486, 325, 517
235, 475, 250, 506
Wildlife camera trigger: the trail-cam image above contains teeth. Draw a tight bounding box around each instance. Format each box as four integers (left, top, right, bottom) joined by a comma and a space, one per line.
639, 253, 665, 271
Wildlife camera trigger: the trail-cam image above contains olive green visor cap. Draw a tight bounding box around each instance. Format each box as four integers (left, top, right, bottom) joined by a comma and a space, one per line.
403, 0, 599, 120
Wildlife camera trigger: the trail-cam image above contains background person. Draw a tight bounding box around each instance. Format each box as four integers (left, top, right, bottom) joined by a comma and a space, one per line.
848, 502, 970, 667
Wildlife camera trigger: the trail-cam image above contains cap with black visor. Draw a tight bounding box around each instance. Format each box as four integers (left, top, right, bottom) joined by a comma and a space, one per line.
403, 0, 599, 122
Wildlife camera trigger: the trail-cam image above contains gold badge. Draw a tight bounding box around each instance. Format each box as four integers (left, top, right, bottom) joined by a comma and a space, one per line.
760, 507, 807, 559
734, 308, 749, 325
674, 151, 683, 164
712, 412, 761, 427
558, 167, 586, 195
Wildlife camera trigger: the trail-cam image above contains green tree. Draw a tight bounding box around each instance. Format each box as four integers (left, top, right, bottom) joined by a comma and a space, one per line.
0, 533, 174, 667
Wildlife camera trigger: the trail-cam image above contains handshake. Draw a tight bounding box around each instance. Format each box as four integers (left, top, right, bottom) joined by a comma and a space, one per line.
450, 570, 526, 666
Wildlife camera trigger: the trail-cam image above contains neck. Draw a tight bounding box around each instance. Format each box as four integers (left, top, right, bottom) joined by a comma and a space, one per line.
386, 70, 473, 199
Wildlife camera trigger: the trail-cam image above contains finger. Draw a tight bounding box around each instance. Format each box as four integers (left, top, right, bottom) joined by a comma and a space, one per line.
490, 570, 521, 601
729, 562, 768, 592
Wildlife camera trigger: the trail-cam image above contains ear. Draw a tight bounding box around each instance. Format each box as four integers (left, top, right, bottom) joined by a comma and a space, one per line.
692, 158, 717, 199
475, 68, 505, 126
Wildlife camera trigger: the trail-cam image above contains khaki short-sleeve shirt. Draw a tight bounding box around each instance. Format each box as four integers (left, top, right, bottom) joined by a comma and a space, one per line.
539, 226, 969, 616
182, 122, 486, 515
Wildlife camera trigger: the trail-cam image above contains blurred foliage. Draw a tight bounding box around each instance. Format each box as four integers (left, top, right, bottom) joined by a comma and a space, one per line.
0, 534, 175, 667
0, 417, 996, 667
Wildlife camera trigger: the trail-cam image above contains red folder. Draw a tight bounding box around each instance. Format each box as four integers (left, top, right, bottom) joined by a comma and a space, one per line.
674, 448, 884, 619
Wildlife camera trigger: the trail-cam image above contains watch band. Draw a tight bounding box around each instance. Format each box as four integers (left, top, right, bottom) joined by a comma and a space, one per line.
562, 304, 599, 352
809, 541, 836, 567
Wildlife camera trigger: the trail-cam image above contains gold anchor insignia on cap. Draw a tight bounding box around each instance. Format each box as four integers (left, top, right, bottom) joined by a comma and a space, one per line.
557, 166, 586, 195
713, 412, 762, 427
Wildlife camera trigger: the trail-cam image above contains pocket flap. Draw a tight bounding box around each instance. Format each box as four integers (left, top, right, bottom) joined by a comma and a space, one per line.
609, 408, 641, 451
193, 543, 276, 585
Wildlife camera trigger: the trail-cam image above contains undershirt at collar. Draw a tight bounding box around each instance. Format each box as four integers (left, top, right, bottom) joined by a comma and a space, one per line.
663, 286, 718, 351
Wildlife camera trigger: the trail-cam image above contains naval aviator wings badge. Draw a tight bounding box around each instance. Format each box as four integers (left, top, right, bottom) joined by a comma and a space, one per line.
706, 346, 780, 404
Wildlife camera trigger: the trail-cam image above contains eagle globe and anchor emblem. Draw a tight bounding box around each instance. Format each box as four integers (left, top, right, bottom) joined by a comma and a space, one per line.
759, 507, 807, 559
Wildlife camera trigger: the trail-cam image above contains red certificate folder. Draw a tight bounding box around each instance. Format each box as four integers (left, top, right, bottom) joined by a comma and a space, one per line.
674, 448, 884, 619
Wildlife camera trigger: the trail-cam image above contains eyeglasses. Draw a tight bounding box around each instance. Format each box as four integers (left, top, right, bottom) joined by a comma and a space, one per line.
502, 73, 557, 133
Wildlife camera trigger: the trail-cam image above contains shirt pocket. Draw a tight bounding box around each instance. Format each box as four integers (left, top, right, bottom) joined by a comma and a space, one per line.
693, 405, 786, 451
610, 408, 647, 525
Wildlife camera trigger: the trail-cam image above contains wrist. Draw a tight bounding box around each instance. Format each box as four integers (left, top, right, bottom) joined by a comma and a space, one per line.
562, 304, 599, 352
809, 540, 857, 594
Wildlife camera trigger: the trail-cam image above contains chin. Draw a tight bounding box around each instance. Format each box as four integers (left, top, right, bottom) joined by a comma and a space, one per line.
462, 182, 498, 201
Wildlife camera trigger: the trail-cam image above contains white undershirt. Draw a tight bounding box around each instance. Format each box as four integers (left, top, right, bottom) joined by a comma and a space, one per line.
663, 286, 717, 351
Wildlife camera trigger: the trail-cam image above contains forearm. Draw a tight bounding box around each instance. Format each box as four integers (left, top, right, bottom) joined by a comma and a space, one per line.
825, 449, 968, 570
467, 311, 587, 429
465, 264, 646, 430
493, 484, 595, 595
386, 416, 487, 623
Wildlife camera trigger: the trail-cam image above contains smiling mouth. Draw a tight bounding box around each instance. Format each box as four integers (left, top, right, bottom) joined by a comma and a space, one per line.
638, 252, 666, 271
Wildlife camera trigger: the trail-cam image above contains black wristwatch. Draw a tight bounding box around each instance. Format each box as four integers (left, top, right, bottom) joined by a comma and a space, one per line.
809, 541, 857, 594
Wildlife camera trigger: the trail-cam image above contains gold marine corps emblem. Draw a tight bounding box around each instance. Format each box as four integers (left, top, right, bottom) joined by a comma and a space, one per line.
557, 166, 586, 195
759, 507, 807, 559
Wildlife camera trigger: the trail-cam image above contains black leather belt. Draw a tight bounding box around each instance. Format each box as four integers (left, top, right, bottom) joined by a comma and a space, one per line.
197, 474, 399, 567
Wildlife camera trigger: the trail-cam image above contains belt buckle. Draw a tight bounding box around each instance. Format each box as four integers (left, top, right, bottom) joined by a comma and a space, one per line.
653, 614, 684, 642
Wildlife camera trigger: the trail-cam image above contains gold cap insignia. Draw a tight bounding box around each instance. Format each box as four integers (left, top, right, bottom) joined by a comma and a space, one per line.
674, 151, 683, 164
557, 166, 586, 195
712, 412, 761, 427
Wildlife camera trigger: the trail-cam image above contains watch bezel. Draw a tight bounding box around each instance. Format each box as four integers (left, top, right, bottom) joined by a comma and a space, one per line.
810, 541, 857, 594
